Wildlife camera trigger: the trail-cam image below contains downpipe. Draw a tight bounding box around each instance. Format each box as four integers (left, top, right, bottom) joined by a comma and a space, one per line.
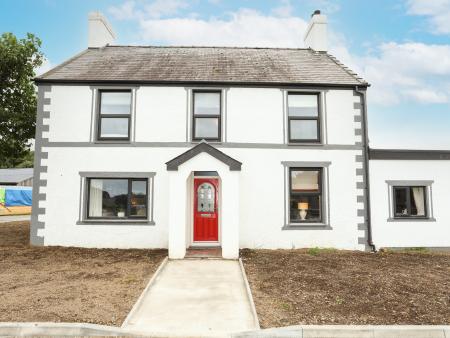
355, 86, 376, 252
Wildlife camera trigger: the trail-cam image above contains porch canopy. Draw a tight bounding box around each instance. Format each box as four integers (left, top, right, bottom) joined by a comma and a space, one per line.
166, 142, 241, 259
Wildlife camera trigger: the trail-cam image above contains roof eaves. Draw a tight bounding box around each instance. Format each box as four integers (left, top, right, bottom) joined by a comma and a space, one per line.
34, 48, 92, 82
324, 52, 369, 86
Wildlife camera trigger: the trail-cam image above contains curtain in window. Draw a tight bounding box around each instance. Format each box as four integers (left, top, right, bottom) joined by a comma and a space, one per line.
412, 187, 425, 216
89, 179, 103, 217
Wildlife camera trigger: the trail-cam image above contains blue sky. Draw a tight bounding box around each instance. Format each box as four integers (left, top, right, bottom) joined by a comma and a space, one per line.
1, 0, 449, 149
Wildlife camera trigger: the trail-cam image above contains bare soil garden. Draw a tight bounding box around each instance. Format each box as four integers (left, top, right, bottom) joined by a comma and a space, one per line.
0, 221, 166, 326
241, 248, 450, 329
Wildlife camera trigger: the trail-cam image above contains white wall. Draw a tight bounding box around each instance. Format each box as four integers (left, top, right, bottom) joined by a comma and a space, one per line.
370, 160, 450, 248
46, 85, 360, 146
41, 145, 364, 250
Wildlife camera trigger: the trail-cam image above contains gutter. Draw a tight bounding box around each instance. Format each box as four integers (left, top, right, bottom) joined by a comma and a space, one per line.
355, 86, 376, 252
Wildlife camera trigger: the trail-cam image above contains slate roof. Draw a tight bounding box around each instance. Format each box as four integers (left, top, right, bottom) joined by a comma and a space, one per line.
0, 168, 34, 184
36, 46, 368, 87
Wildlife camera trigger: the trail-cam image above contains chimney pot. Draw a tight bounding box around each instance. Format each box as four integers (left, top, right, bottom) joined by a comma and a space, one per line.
88, 11, 116, 48
304, 10, 327, 52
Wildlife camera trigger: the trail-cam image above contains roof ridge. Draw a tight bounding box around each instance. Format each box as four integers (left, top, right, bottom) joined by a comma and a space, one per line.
325, 52, 367, 85
103, 45, 313, 51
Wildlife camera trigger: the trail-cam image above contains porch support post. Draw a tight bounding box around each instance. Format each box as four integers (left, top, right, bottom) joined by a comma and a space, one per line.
221, 170, 240, 259
168, 171, 187, 259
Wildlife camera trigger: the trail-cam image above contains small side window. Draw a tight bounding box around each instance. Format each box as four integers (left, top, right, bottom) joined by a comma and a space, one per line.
97, 90, 132, 140
393, 186, 427, 218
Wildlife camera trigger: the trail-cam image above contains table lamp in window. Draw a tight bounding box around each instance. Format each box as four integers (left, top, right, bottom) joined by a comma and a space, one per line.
298, 202, 309, 220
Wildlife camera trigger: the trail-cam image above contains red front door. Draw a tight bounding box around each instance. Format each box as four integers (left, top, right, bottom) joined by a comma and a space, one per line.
193, 178, 219, 242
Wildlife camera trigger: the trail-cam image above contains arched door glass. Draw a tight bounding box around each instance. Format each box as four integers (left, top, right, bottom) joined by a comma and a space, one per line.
197, 183, 215, 212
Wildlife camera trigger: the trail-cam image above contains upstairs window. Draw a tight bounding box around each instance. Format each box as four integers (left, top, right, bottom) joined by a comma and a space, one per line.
193, 91, 221, 141
288, 93, 320, 143
393, 186, 427, 218
289, 168, 322, 223
97, 90, 132, 140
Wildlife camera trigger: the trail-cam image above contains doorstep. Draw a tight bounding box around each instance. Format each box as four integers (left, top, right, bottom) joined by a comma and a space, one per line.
185, 246, 223, 259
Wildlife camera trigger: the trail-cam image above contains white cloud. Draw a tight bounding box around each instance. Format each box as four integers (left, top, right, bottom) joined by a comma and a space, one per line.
109, 0, 136, 20
109, 0, 189, 20
138, 8, 308, 47
107, 1, 450, 106
356, 42, 450, 105
406, 0, 450, 34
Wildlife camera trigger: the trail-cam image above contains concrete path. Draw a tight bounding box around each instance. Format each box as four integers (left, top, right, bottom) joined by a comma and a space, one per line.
0, 215, 30, 223
123, 259, 259, 336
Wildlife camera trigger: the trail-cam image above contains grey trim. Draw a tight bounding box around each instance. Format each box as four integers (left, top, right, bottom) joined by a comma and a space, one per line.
38, 141, 363, 150
30, 85, 51, 246
282, 224, 333, 230
386, 180, 434, 186
387, 217, 436, 222
370, 149, 450, 160
166, 141, 242, 171
79, 171, 156, 178
353, 89, 372, 251
281, 161, 331, 167
35, 79, 369, 90
78, 171, 156, 224
76, 220, 155, 226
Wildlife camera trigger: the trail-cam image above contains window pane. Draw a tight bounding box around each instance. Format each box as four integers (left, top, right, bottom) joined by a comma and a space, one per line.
130, 180, 147, 217
288, 94, 318, 117
194, 92, 220, 115
197, 183, 215, 212
291, 170, 320, 192
394, 187, 408, 216
100, 92, 131, 115
410, 187, 426, 216
194, 117, 219, 139
290, 120, 318, 140
100, 117, 129, 138
89, 179, 128, 218
290, 195, 321, 222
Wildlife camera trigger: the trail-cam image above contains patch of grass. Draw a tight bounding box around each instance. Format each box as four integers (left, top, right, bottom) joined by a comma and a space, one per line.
307, 247, 338, 256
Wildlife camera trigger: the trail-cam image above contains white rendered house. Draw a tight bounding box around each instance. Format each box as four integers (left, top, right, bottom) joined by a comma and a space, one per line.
31, 11, 450, 258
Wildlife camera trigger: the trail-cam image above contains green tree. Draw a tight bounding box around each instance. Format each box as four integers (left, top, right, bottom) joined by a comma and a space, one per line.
0, 32, 43, 168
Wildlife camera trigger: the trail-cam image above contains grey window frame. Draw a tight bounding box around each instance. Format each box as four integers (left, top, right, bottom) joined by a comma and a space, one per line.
192, 90, 222, 142
86, 177, 148, 220
385, 180, 435, 222
287, 92, 321, 143
289, 167, 323, 224
97, 89, 132, 141
392, 186, 428, 219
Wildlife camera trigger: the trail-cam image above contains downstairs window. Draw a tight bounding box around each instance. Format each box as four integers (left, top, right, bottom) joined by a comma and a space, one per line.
87, 178, 148, 219
393, 186, 427, 218
289, 168, 322, 223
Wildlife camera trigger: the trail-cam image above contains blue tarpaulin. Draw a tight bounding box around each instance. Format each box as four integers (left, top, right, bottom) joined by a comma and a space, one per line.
4, 188, 32, 206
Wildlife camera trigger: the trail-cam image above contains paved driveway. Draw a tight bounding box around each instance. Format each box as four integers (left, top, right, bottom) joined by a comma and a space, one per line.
123, 259, 259, 336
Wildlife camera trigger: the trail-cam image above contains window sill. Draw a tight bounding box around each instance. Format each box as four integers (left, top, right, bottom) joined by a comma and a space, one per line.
387, 217, 436, 222
94, 140, 132, 144
282, 223, 332, 230
77, 220, 155, 226
287, 142, 323, 146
